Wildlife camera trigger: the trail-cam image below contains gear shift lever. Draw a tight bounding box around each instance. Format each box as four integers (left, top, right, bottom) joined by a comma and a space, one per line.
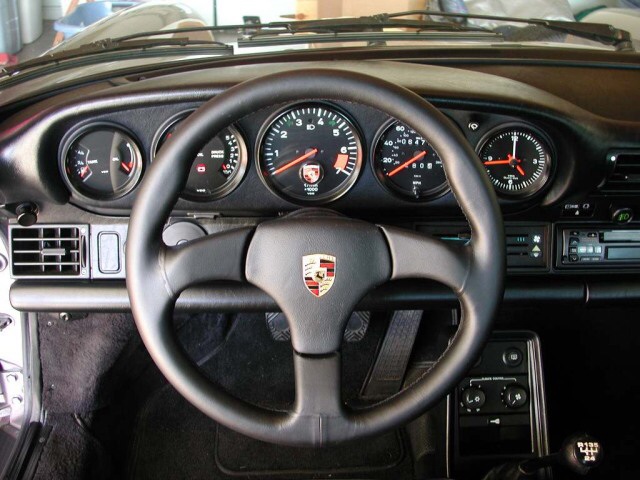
482, 433, 603, 480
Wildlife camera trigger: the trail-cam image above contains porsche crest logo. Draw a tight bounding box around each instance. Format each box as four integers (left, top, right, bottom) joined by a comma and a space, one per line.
302, 254, 336, 297
302, 164, 321, 184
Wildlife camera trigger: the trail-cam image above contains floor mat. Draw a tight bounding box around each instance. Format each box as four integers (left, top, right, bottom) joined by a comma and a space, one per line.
127, 313, 414, 479
215, 425, 404, 476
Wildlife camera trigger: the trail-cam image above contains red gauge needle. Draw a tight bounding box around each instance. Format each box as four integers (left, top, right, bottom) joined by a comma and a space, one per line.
272, 148, 318, 176
80, 166, 90, 178
484, 153, 520, 166
483, 159, 511, 165
516, 165, 526, 176
387, 151, 427, 177
121, 161, 133, 173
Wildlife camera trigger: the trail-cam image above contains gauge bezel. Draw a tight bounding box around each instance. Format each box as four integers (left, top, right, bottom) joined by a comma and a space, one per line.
370, 118, 450, 202
152, 110, 249, 202
255, 101, 364, 205
60, 122, 144, 202
476, 122, 554, 199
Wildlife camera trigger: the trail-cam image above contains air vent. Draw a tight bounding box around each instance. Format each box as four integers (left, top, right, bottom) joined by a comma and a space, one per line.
9, 225, 88, 278
602, 150, 640, 193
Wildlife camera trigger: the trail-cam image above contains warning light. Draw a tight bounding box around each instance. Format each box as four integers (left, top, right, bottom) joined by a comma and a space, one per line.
196, 163, 206, 174
334, 154, 349, 171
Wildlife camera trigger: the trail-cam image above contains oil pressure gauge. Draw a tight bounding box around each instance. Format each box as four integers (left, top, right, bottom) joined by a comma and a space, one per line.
154, 114, 247, 201
478, 125, 553, 198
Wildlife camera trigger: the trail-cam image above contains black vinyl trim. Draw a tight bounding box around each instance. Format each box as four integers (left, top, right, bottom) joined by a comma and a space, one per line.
8, 277, 600, 313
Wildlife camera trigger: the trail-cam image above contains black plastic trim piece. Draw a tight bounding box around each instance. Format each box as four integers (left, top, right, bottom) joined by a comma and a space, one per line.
3, 422, 49, 480
8, 277, 596, 313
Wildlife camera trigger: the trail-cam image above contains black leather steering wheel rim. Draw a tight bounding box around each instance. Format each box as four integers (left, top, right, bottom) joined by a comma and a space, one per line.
126, 69, 505, 447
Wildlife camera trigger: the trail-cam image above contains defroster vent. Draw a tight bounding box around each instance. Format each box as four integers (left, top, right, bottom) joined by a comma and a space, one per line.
602, 150, 640, 193
9, 225, 88, 278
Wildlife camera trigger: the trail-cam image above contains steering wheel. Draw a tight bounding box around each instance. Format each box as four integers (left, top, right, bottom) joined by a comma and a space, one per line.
126, 69, 505, 447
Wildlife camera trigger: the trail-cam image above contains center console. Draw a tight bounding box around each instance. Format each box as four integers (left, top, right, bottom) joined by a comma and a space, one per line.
448, 331, 549, 479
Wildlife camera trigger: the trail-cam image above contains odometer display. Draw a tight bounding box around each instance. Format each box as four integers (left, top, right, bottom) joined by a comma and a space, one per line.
373, 120, 447, 200
479, 126, 552, 197
258, 104, 362, 203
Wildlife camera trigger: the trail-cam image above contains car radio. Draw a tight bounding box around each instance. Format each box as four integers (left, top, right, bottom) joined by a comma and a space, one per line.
559, 227, 640, 267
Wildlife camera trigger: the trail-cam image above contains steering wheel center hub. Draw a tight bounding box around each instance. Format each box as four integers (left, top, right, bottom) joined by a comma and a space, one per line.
246, 215, 391, 354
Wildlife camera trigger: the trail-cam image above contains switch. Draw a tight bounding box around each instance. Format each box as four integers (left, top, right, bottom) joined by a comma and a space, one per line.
503, 347, 523, 367
611, 207, 633, 224
461, 387, 486, 410
98, 232, 121, 273
503, 384, 528, 409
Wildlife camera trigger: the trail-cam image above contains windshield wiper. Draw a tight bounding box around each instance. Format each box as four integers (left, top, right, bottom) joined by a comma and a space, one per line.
2, 37, 232, 77
386, 10, 634, 51
108, 10, 633, 52
234, 17, 503, 47
93, 15, 501, 50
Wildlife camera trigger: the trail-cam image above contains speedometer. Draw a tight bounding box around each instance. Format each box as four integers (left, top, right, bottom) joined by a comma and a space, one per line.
373, 120, 448, 200
257, 103, 362, 203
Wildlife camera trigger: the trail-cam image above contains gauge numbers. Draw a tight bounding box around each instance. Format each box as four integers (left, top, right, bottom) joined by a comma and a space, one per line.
155, 117, 247, 200
64, 126, 142, 200
373, 120, 448, 200
258, 103, 362, 203
479, 126, 552, 197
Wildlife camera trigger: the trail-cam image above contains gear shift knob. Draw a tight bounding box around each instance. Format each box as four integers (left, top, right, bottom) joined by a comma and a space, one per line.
558, 433, 603, 475
482, 433, 603, 480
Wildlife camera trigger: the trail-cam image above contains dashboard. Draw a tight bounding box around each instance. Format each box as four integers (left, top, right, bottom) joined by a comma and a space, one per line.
57, 101, 554, 209
1, 58, 640, 303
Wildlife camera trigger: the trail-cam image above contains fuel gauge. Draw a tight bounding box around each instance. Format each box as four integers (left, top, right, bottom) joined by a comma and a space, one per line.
63, 126, 143, 200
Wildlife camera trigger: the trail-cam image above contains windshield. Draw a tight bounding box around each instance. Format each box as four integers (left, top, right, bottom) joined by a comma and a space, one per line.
2, 0, 639, 68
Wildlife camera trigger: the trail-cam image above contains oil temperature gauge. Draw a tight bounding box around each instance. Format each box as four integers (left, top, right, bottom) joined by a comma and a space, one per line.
63, 126, 143, 200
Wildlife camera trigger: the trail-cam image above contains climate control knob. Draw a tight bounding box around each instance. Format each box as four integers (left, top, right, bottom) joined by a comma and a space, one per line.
461, 387, 486, 411
502, 384, 528, 409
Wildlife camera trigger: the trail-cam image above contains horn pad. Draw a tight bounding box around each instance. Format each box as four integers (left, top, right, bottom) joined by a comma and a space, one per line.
245, 214, 391, 355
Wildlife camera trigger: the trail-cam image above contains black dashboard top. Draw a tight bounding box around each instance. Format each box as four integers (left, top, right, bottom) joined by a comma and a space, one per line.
1, 59, 637, 219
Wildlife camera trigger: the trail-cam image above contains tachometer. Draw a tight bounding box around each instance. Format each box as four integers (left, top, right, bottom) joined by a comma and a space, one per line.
154, 115, 247, 200
373, 120, 448, 200
257, 103, 362, 203
63, 126, 143, 200
478, 126, 552, 197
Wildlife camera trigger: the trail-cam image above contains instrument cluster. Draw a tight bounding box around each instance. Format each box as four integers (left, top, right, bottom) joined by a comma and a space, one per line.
59, 101, 555, 207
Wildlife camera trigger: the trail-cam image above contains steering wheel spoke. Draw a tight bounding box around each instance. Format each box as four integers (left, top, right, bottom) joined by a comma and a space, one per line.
381, 225, 472, 293
290, 352, 345, 440
162, 226, 254, 295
